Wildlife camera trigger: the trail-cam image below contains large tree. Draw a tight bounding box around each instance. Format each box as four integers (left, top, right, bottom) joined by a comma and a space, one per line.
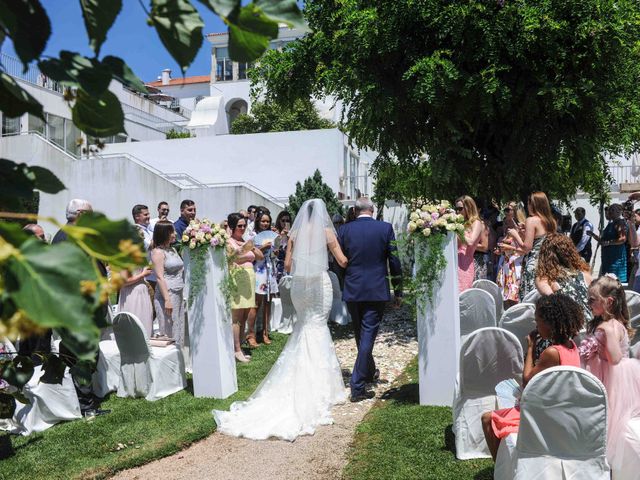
251, 0, 640, 203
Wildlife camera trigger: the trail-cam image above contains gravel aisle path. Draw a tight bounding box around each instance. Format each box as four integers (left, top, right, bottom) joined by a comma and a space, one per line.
113, 306, 417, 480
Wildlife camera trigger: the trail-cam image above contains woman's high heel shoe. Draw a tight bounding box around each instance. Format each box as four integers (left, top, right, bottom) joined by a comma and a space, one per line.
262, 333, 272, 345
235, 352, 250, 363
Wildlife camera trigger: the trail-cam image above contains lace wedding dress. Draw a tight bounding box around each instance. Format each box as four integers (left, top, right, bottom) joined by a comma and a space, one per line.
212, 199, 347, 441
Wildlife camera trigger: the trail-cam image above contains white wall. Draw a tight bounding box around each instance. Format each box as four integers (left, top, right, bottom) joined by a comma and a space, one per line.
0, 134, 281, 236
103, 128, 350, 202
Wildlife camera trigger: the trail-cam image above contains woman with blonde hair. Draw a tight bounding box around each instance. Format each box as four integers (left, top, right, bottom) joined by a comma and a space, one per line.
495, 202, 526, 308
455, 195, 483, 292
507, 191, 556, 301
536, 233, 592, 320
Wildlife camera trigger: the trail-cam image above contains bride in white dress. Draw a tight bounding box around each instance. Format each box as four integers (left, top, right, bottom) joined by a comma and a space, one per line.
212, 199, 349, 441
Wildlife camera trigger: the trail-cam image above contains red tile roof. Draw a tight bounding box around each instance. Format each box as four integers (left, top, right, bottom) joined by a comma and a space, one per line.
146, 75, 210, 87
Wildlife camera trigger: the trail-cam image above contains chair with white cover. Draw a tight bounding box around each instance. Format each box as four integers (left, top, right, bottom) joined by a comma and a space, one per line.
459, 288, 496, 342
277, 276, 297, 334
495, 366, 609, 480
630, 314, 640, 358
328, 270, 350, 325
112, 312, 186, 401
1, 338, 82, 435
92, 338, 121, 398
626, 290, 640, 320
453, 327, 523, 460
498, 303, 536, 355
521, 289, 541, 304
473, 279, 504, 322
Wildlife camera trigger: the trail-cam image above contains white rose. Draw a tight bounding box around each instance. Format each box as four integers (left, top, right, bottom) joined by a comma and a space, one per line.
205, 233, 212, 240
189, 240, 196, 249
410, 212, 419, 221
445, 223, 456, 231
422, 227, 431, 237
408, 221, 417, 233
421, 205, 429, 212
457, 214, 464, 222
457, 224, 465, 233
416, 219, 425, 228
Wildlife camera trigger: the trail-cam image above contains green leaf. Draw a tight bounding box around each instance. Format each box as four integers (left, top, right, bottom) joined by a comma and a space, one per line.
70, 211, 145, 269
255, 0, 306, 30
56, 327, 100, 362
39, 51, 112, 97
102, 56, 148, 94
69, 359, 94, 387
39, 354, 66, 384
0, 221, 30, 247
228, 4, 279, 63
72, 89, 125, 138
0, 159, 65, 211
79, 0, 122, 56
0, 73, 44, 119
0, 355, 34, 390
0, 393, 16, 419
0, 0, 51, 68
196, 0, 239, 18
150, 0, 204, 74
4, 240, 100, 338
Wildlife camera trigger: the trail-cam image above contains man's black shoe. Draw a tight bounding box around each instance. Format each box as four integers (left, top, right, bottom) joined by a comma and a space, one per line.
350, 391, 375, 403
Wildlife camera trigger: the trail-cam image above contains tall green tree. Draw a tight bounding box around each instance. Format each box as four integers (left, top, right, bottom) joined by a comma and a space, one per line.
230, 98, 334, 134
251, 0, 640, 203
288, 169, 343, 217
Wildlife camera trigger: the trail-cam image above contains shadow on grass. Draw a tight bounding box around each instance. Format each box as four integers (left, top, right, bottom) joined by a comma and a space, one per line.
474, 466, 495, 480
0, 432, 44, 460
379, 382, 419, 404
444, 424, 456, 453
329, 323, 354, 341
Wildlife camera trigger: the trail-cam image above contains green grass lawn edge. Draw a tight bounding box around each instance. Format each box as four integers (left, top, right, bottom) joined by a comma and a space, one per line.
0, 333, 287, 480
343, 357, 494, 480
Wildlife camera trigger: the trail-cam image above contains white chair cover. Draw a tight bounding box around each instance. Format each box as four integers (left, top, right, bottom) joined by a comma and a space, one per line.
452, 327, 523, 460
521, 289, 541, 304
459, 288, 497, 342
277, 276, 297, 334
112, 312, 186, 401
92, 339, 121, 398
613, 417, 640, 480
626, 290, 640, 321
270, 298, 283, 332
498, 366, 609, 480
473, 279, 504, 321
328, 270, 350, 325
629, 314, 640, 358
498, 303, 536, 355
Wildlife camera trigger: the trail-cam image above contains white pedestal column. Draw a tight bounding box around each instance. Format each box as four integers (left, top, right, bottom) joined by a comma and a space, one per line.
184, 248, 238, 398
416, 232, 460, 406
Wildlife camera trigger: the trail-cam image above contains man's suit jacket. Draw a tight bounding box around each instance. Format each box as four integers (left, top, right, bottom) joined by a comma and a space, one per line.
338, 216, 402, 302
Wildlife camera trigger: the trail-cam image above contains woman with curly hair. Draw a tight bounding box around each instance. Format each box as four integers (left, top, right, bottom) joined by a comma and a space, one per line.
580, 275, 640, 473
535, 233, 592, 321
481, 293, 583, 460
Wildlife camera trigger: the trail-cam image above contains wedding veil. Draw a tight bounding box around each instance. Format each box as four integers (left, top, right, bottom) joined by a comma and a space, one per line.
290, 199, 334, 277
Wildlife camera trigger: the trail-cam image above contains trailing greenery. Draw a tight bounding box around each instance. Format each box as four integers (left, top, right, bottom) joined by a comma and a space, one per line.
0, 333, 287, 480
288, 169, 344, 217
230, 98, 335, 134
186, 247, 207, 308
251, 0, 640, 203
165, 129, 191, 140
344, 357, 493, 480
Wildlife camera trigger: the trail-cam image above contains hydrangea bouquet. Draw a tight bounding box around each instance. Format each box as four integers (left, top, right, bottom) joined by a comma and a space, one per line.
406, 201, 466, 238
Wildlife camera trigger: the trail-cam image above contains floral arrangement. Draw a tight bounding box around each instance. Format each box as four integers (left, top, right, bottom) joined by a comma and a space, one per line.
181, 219, 229, 250
181, 219, 231, 308
403, 200, 466, 311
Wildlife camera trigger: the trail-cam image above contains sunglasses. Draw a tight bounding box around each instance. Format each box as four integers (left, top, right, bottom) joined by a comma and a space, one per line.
455, 206, 464, 212
503, 207, 513, 213
236, 224, 247, 229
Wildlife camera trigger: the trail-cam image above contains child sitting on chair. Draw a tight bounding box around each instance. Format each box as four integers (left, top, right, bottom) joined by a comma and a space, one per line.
481, 293, 584, 460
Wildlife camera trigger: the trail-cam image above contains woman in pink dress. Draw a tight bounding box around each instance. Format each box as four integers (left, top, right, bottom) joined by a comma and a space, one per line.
580, 275, 640, 472
455, 196, 483, 292
481, 293, 584, 460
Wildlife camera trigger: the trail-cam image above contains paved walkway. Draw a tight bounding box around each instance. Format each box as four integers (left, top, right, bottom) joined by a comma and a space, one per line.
113, 306, 417, 480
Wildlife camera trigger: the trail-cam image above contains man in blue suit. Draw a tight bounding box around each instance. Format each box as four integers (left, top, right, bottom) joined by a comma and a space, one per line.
338, 197, 403, 402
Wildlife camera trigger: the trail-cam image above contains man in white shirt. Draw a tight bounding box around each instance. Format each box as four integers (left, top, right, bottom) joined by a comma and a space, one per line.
149, 201, 171, 231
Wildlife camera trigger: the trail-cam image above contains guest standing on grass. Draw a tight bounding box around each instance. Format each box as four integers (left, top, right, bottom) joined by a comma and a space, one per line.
226, 213, 263, 363
508, 191, 556, 301
455, 196, 483, 292
151, 221, 185, 346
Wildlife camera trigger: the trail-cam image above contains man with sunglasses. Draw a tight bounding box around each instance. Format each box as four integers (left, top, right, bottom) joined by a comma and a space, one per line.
150, 201, 171, 231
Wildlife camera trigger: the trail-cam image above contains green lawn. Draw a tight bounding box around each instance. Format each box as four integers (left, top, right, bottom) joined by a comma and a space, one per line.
344, 358, 494, 480
0, 334, 287, 480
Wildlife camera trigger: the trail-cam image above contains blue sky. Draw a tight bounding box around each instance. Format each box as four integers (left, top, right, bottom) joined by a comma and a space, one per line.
2, 1, 227, 82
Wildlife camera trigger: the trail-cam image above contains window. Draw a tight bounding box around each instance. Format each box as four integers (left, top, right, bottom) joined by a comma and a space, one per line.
215, 47, 233, 81
2, 115, 21, 135
65, 120, 81, 155
238, 62, 253, 80
29, 113, 45, 135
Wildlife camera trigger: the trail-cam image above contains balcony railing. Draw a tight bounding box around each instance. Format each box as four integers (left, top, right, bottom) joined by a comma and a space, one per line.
1, 52, 63, 93
608, 164, 640, 191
